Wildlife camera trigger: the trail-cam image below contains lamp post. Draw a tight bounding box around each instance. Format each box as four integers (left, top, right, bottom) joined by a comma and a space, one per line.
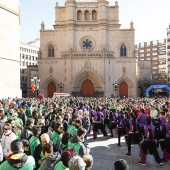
58, 83, 64, 92
112, 82, 119, 97
31, 75, 40, 98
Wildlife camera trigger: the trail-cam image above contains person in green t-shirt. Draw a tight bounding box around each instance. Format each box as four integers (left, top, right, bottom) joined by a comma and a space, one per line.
51, 122, 63, 145
29, 125, 41, 156
12, 112, 23, 126
67, 119, 77, 136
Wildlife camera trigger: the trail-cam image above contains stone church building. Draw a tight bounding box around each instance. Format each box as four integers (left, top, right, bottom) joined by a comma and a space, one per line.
38, 0, 137, 98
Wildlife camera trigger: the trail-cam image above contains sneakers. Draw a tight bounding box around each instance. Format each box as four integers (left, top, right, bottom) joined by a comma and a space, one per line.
158, 162, 163, 166
106, 136, 109, 139
125, 153, 131, 157
138, 161, 146, 165
117, 143, 121, 146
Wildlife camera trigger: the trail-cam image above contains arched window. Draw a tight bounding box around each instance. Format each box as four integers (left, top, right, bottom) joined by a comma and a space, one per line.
48, 45, 54, 57
120, 43, 127, 57
85, 10, 90, 20
77, 10, 82, 20
92, 10, 97, 20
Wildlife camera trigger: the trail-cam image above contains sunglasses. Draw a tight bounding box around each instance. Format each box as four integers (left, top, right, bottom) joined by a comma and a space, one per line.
4, 128, 9, 130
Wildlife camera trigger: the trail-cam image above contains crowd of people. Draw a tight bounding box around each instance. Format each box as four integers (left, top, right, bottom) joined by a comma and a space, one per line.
0, 96, 170, 170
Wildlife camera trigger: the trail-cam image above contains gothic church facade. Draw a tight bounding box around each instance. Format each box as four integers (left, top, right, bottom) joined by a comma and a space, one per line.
38, 0, 137, 97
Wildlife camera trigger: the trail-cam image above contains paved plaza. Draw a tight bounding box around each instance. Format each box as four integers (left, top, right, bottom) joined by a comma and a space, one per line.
87, 130, 170, 170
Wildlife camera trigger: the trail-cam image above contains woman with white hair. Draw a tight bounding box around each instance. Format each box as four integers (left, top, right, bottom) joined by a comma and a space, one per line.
68, 155, 86, 170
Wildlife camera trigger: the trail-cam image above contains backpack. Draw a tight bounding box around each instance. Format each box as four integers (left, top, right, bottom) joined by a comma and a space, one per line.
21, 127, 32, 141
147, 126, 153, 140
47, 152, 61, 170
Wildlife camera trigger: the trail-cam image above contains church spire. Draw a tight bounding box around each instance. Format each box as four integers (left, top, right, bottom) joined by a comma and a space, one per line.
130, 20, 134, 30
115, 0, 118, 6
41, 21, 45, 30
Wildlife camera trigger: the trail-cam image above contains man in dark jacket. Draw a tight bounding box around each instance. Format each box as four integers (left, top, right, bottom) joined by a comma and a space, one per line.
18, 105, 27, 126
34, 133, 62, 170
21, 118, 34, 140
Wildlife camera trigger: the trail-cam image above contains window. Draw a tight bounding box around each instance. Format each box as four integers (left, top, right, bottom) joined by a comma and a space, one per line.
32, 56, 34, 60
22, 62, 25, 66
120, 43, 126, 57
77, 10, 82, 20
147, 53, 150, 56
152, 52, 157, 56
92, 10, 97, 20
22, 54, 24, 59
48, 45, 54, 57
146, 49, 150, 52
85, 10, 90, 20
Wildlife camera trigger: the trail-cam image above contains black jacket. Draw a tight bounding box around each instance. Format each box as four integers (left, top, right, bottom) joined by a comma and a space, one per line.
21, 126, 33, 140
34, 141, 62, 169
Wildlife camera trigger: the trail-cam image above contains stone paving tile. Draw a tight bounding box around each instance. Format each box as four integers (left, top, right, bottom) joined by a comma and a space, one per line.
87, 132, 170, 170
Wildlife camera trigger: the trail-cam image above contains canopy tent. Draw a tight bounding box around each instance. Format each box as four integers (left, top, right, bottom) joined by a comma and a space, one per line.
145, 85, 170, 96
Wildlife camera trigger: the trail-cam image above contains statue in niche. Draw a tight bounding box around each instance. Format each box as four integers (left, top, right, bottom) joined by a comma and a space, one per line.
49, 67, 53, 74
122, 67, 126, 75
84, 60, 91, 68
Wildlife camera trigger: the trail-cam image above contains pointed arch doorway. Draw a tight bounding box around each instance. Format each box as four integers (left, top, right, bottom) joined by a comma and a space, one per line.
48, 82, 56, 97
81, 79, 94, 97
119, 81, 128, 97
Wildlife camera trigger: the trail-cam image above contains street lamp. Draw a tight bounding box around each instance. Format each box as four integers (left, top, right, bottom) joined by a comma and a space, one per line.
58, 83, 64, 92
31, 75, 40, 98
112, 82, 119, 97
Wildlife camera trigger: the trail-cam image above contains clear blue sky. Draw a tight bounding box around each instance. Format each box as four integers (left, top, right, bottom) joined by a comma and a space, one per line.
20, 0, 170, 44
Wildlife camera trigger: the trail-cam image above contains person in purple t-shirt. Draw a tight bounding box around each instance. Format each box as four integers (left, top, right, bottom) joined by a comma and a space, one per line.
137, 108, 147, 138
92, 107, 108, 140
116, 111, 127, 146
125, 113, 139, 157
138, 118, 162, 165
160, 116, 170, 162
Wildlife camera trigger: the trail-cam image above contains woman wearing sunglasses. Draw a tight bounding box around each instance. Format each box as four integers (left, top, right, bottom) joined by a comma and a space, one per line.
1, 123, 17, 160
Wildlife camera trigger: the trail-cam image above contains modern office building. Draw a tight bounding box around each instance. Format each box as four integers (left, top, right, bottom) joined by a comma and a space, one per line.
20, 39, 39, 97
138, 39, 167, 84
167, 24, 170, 83
0, 0, 21, 98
